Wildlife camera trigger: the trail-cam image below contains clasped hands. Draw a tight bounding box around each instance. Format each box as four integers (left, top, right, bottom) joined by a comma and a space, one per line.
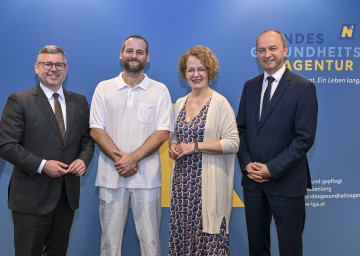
43, 159, 86, 177
113, 149, 139, 178
245, 162, 272, 183
169, 142, 194, 160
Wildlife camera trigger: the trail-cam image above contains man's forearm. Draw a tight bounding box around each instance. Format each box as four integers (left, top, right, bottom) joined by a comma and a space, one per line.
90, 128, 120, 162
132, 130, 170, 162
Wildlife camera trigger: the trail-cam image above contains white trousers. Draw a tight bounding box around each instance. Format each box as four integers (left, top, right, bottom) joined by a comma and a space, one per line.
99, 187, 161, 256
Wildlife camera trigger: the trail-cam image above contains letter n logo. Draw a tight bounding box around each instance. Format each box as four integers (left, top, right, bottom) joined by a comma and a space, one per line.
340, 24, 356, 40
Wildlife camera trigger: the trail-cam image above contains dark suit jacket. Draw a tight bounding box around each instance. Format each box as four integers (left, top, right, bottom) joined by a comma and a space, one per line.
237, 69, 318, 197
0, 85, 94, 214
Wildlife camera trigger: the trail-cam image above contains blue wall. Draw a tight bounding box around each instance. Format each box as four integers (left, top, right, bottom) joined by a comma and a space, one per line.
1, 0, 360, 255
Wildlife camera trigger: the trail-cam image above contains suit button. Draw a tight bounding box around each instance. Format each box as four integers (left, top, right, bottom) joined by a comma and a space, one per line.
257, 134, 261, 138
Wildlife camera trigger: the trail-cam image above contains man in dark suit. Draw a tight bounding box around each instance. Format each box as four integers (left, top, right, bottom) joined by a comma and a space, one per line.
237, 30, 318, 256
0, 45, 94, 256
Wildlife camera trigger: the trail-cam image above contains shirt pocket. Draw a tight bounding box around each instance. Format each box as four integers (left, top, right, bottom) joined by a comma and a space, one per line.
137, 103, 155, 123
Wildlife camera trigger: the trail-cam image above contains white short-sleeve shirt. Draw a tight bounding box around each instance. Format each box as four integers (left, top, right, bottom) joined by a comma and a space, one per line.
90, 72, 172, 189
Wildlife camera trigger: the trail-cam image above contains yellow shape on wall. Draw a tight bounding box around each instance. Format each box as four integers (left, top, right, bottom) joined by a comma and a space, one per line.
160, 141, 244, 207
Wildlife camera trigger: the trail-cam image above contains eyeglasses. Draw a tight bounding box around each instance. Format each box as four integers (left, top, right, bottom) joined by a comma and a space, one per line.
186, 67, 207, 75
38, 62, 67, 71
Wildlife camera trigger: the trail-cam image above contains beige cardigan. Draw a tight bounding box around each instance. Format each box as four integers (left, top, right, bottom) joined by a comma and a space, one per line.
170, 90, 240, 234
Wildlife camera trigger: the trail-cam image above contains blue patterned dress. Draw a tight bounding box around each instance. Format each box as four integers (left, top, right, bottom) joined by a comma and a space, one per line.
168, 99, 230, 255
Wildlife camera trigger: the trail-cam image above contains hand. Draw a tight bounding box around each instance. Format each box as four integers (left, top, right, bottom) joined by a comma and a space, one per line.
245, 162, 270, 183
68, 159, 87, 176
43, 160, 69, 177
169, 143, 180, 159
174, 142, 195, 159
113, 149, 139, 178
121, 165, 139, 178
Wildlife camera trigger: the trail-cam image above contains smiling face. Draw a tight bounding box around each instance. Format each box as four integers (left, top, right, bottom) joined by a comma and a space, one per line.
120, 37, 149, 74
185, 55, 209, 90
34, 53, 68, 92
256, 31, 287, 75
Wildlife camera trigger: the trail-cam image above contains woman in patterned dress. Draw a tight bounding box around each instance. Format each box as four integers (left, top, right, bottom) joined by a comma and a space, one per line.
168, 45, 240, 255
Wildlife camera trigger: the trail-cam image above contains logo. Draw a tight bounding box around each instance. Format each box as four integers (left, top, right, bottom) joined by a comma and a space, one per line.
340, 24, 356, 40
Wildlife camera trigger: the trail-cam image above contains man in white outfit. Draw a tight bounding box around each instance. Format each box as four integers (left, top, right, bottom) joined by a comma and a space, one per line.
90, 35, 172, 256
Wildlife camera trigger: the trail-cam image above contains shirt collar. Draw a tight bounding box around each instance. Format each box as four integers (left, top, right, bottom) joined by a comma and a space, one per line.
115, 72, 150, 90
264, 64, 286, 83
40, 83, 65, 100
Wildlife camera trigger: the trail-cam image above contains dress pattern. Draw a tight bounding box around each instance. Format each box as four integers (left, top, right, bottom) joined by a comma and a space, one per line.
168, 99, 229, 255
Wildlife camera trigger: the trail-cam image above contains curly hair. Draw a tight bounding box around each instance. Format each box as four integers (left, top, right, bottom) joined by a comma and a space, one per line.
179, 45, 219, 80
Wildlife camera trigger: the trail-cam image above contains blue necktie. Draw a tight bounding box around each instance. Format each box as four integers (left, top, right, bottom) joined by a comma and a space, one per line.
261, 76, 275, 119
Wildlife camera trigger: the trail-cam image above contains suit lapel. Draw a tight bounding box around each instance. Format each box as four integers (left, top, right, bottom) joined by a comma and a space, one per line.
258, 69, 291, 128
33, 85, 64, 142
64, 90, 75, 144
253, 75, 264, 127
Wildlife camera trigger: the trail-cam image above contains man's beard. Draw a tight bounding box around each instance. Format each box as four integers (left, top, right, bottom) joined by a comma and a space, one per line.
122, 58, 146, 74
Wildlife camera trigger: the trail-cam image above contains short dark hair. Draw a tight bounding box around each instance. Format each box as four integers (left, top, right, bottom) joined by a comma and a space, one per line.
256, 30, 287, 49
121, 35, 149, 54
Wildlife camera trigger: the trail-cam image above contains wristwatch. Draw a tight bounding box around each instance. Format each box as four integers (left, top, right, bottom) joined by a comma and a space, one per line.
194, 141, 199, 154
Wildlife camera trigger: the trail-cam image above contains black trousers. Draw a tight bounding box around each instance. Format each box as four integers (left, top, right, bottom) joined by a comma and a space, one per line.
12, 183, 75, 256
244, 186, 305, 256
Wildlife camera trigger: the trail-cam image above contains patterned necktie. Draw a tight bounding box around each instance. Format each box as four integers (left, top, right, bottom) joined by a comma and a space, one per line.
261, 76, 275, 119
53, 93, 66, 139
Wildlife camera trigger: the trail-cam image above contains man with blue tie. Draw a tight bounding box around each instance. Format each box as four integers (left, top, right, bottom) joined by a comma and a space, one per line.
237, 30, 318, 256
